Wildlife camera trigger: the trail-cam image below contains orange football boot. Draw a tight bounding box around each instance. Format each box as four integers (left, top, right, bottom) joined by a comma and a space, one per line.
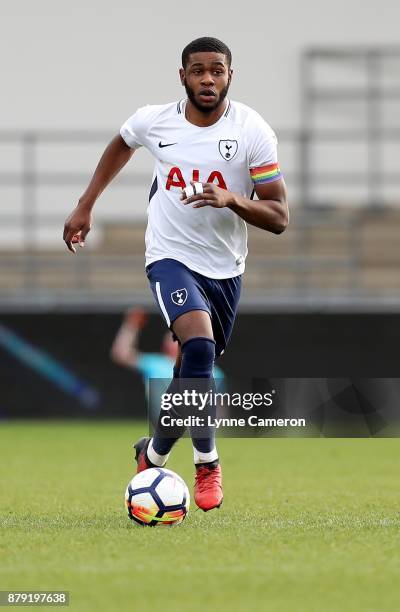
194, 462, 223, 511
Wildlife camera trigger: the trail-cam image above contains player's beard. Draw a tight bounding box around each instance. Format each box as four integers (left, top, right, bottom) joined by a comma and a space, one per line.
184, 80, 231, 114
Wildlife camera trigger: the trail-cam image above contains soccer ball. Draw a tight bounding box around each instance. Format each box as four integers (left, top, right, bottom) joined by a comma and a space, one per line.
125, 468, 190, 527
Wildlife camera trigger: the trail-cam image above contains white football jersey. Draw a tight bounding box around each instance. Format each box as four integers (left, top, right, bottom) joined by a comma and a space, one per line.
120, 99, 282, 279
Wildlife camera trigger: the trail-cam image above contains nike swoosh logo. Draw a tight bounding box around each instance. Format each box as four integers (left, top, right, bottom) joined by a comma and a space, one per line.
159, 141, 177, 148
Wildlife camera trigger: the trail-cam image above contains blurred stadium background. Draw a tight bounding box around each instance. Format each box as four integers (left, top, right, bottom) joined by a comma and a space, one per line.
1, 1, 400, 417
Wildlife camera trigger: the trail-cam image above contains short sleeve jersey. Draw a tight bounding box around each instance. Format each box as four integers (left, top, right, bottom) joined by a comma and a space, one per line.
120, 99, 282, 279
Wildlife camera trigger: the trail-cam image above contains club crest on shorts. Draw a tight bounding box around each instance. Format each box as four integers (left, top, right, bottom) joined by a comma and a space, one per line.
219, 139, 238, 161
171, 288, 188, 306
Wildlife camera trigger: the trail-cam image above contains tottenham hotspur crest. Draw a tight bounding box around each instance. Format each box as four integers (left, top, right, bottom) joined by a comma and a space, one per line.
171, 288, 188, 306
219, 139, 238, 161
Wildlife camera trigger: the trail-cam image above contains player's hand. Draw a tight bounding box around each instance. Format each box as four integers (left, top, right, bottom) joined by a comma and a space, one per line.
63, 205, 92, 253
180, 181, 234, 209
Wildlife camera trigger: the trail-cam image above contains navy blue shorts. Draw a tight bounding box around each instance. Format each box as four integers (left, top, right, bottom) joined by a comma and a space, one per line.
146, 258, 242, 357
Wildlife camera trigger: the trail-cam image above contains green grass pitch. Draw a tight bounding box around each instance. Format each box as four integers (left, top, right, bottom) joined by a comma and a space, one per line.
1, 422, 399, 611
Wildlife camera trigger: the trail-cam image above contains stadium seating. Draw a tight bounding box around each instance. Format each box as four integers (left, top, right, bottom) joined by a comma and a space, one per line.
2, 208, 400, 304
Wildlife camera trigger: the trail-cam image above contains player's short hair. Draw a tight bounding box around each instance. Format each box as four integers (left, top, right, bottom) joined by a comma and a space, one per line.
181, 37, 232, 68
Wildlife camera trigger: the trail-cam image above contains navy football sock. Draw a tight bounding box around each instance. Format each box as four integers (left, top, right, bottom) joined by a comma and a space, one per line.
179, 336, 215, 378
179, 337, 218, 461
151, 366, 184, 457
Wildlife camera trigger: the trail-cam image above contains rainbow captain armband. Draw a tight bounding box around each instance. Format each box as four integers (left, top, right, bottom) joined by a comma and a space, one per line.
250, 163, 282, 185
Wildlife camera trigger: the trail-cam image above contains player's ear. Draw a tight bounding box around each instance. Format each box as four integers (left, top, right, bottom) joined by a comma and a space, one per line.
228, 68, 233, 84
179, 68, 186, 86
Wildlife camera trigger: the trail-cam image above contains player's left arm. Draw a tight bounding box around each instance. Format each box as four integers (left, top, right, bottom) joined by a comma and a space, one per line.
231, 178, 288, 234
181, 178, 289, 234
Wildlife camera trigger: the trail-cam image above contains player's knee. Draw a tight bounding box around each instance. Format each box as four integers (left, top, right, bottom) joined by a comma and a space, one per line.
182, 337, 215, 364
180, 337, 215, 377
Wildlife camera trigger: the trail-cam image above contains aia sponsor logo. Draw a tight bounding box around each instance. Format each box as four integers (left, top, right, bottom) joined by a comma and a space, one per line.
165, 167, 227, 191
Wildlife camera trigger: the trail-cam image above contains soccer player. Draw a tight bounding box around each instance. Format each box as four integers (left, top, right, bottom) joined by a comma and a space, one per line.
63, 37, 289, 511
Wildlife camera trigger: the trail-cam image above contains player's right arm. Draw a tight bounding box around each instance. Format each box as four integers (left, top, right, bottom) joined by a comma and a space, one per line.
63, 134, 135, 253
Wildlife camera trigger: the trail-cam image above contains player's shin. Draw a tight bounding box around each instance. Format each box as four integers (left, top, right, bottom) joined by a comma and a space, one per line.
149, 364, 185, 464
190, 377, 218, 465
178, 337, 218, 465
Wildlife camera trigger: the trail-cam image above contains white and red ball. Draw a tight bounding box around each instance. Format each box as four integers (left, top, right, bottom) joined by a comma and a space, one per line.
125, 468, 190, 527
